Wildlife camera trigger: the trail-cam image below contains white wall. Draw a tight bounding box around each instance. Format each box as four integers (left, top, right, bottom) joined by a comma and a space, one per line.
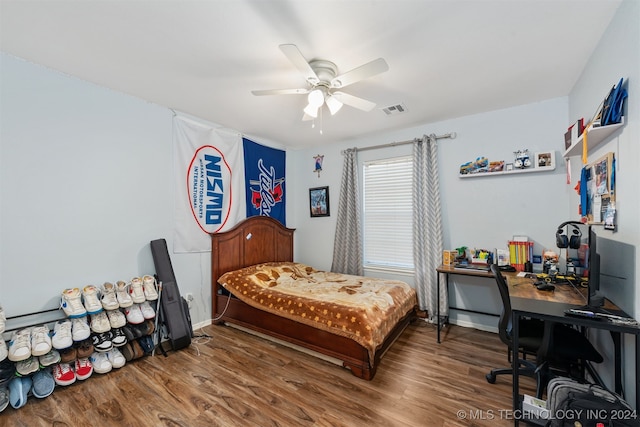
0, 54, 297, 330
0, 51, 569, 332
0, 54, 213, 327
1, 0, 636, 400
566, 0, 639, 404
289, 0, 640, 403
290, 97, 570, 330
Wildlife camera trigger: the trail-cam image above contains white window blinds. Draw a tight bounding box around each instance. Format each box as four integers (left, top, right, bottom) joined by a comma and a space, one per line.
362, 156, 414, 270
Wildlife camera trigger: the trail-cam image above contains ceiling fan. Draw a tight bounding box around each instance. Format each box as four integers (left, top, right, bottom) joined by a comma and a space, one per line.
252, 44, 389, 120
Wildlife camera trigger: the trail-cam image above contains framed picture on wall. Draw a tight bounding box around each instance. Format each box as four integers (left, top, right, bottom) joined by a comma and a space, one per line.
585, 152, 615, 224
535, 151, 554, 169
309, 186, 330, 217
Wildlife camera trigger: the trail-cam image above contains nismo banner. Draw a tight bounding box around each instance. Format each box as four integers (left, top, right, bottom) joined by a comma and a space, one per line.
173, 115, 246, 252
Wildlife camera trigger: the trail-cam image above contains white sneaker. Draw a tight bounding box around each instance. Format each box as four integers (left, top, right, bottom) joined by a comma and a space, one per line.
39, 349, 61, 367
106, 309, 126, 329
60, 288, 87, 318
51, 320, 73, 350
100, 282, 119, 311
89, 352, 112, 374
0, 305, 5, 334
142, 275, 159, 301
30, 325, 52, 356
89, 312, 111, 334
71, 317, 91, 342
128, 277, 146, 304
115, 281, 133, 308
106, 348, 126, 369
124, 304, 144, 325
16, 356, 40, 376
82, 285, 103, 315
8, 329, 31, 362
139, 301, 156, 320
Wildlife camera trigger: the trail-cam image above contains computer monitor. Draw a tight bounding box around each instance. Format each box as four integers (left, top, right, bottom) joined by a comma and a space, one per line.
587, 226, 604, 308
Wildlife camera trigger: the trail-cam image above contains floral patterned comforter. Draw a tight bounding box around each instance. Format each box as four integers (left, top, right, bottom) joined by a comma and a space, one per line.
218, 262, 417, 359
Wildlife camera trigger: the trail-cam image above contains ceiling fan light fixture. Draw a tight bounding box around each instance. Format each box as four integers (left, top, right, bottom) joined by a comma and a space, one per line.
307, 89, 325, 107
303, 103, 319, 118
325, 94, 343, 115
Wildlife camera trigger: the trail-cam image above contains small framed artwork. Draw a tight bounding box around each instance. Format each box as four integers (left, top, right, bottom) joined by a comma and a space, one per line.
505, 163, 514, 172
489, 160, 504, 172
535, 151, 554, 169
309, 186, 330, 217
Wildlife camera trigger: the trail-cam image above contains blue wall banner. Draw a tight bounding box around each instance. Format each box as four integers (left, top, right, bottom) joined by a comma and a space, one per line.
243, 138, 286, 225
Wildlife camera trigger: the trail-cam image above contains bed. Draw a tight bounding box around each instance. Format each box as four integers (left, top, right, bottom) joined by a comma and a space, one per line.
210, 216, 418, 380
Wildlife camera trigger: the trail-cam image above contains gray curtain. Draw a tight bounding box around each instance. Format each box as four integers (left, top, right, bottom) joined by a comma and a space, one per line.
331, 148, 363, 275
412, 135, 445, 321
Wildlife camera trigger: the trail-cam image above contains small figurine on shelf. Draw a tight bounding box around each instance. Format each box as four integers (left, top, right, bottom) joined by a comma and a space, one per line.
459, 161, 474, 175
514, 149, 532, 169
473, 156, 489, 173
459, 157, 489, 174
455, 246, 468, 264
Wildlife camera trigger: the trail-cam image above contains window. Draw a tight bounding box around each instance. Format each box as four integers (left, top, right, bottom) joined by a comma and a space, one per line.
362, 156, 413, 270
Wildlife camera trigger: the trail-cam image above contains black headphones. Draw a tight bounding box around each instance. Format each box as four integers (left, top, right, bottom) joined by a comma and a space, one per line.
556, 221, 583, 249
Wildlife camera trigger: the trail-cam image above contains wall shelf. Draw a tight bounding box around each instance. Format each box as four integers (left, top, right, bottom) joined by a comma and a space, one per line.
459, 150, 556, 178
459, 163, 556, 178
563, 118, 625, 158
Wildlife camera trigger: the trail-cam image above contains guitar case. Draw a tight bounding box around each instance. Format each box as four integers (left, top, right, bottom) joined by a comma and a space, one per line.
150, 238, 192, 352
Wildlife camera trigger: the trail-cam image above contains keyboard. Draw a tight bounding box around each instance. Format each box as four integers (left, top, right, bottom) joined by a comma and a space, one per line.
565, 308, 640, 326
453, 263, 490, 271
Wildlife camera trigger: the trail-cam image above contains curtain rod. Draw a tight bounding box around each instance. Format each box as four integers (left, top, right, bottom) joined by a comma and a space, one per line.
348, 132, 456, 153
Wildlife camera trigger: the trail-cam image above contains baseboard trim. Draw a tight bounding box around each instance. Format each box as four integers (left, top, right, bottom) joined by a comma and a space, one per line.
449, 318, 498, 334
192, 319, 212, 331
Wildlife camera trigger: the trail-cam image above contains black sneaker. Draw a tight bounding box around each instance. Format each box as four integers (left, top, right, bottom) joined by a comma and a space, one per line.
122, 325, 136, 342
0, 359, 16, 387
138, 336, 154, 355
111, 328, 127, 347
91, 332, 113, 353
127, 323, 148, 339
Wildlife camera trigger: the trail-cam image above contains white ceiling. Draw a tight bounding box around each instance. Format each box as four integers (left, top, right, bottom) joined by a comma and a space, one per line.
0, 0, 622, 149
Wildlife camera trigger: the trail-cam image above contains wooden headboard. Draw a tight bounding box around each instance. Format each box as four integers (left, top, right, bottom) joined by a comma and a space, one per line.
211, 216, 294, 301
209, 215, 413, 380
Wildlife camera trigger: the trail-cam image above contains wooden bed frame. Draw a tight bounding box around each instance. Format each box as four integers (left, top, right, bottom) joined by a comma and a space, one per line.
210, 216, 416, 380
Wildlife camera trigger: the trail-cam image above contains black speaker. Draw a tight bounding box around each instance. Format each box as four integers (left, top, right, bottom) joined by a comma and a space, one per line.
556, 221, 583, 249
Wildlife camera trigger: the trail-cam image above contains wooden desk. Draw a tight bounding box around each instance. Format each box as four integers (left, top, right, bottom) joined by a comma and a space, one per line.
435, 265, 639, 424
435, 265, 588, 343
511, 298, 639, 425
436, 265, 494, 343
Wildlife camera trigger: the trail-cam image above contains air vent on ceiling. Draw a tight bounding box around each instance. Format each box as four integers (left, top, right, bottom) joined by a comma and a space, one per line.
382, 103, 407, 116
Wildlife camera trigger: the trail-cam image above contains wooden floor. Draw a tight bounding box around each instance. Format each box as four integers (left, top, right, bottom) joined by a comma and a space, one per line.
2, 321, 536, 427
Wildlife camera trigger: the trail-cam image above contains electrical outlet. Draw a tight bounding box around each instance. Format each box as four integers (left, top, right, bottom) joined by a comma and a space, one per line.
185, 293, 194, 309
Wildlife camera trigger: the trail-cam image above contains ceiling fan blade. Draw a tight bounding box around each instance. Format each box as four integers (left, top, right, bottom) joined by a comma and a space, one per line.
332, 91, 377, 112
330, 58, 389, 89
251, 88, 309, 96
279, 44, 320, 85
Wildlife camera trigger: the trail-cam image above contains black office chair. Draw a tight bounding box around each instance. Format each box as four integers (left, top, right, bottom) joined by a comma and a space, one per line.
485, 264, 603, 397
